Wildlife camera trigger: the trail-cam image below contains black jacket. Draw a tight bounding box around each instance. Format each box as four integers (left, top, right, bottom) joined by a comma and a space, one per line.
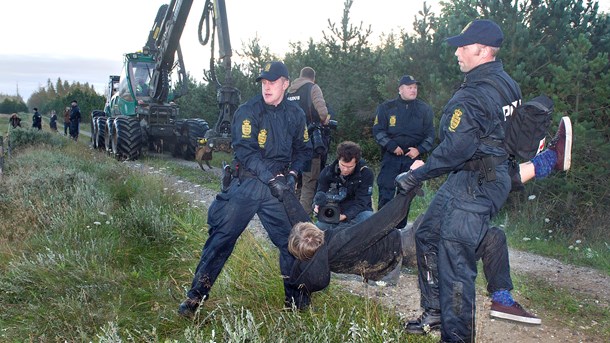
232, 94, 312, 183
70, 106, 81, 123
316, 159, 374, 221
286, 189, 418, 293
412, 60, 522, 182
32, 111, 42, 128
373, 97, 435, 155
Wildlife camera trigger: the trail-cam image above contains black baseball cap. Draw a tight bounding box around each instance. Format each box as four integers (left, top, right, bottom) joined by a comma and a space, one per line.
399, 75, 421, 86
446, 19, 504, 48
256, 61, 289, 82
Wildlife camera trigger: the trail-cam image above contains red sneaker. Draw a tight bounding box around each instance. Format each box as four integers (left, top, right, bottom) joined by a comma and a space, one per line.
547, 116, 572, 171
490, 301, 542, 324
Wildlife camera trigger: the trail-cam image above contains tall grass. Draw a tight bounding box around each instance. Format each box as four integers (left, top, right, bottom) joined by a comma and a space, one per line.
498, 190, 610, 276
0, 129, 434, 342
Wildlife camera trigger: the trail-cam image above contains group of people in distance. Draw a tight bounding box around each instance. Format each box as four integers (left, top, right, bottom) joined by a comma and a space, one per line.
13, 101, 82, 140
178, 19, 573, 343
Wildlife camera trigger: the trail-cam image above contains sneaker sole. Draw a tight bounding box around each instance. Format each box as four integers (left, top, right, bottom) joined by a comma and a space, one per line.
404, 323, 441, 335
561, 116, 572, 171
490, 309, 542, 324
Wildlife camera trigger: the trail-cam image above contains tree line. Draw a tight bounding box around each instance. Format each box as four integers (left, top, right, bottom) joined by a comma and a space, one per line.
177, 0, 610, 236
26, 0, 610, 235
26, 78, 105, 120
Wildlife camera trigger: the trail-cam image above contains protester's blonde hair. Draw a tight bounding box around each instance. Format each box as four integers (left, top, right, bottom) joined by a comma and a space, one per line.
288, 222, 325, 261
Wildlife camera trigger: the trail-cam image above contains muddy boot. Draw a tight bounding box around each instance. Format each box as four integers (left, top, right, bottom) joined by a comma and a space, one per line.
400, 225, 417, 268
376, 257, 402, 286
404, 308, 441, 334
178, 297, 201, 318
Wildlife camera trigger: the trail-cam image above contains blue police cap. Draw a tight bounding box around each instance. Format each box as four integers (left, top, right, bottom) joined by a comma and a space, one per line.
446, 19, 504, 48
256, 61, 289, 82
399, 75, 421, 86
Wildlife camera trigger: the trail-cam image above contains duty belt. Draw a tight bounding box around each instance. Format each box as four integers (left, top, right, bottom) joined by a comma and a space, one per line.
462, 154, 508, 182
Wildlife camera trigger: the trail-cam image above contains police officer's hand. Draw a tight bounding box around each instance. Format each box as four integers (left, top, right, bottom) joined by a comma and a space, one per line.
286, 171, 298, 192
395, 170, 421, 195
269, 176, 290, 201
406, 147, 420, 159
411, 160, 425, 170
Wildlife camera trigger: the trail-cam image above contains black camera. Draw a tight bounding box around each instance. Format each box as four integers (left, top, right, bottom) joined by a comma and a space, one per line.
314, 183, 347, 224
308, 120, 338, 156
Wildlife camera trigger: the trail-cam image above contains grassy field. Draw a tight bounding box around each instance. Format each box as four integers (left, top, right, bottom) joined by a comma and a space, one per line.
1, 116, 608, 341
0, 126, 437, 342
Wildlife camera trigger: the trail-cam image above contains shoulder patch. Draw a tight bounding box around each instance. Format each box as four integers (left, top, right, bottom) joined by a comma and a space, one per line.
242, 119, 252, 138
258, 129, 267, 147
449, 108, 463, 132
389, 115, 397, 127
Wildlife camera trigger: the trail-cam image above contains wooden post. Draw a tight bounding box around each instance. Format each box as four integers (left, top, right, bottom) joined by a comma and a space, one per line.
0, 136, 4, 179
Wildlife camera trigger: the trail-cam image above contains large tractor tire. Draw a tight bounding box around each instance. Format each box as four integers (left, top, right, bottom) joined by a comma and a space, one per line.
111, 116, 142, 161
91, 110, 106, 149
172, 119, 186, 157
175, 118, 210, 160
105, 117, 115, 156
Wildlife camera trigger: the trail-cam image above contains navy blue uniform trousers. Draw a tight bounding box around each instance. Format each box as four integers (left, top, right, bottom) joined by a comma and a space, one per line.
187, 177, 308, 307
415, 164, 510, 342
377, 152, 417, 228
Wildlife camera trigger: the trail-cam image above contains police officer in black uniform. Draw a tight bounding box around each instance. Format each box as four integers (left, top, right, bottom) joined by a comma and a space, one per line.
399, 20, 522, 342
373, 75, 435, 227
32, 108, 42, 130
69, 100, 81, 141
313, 141, 374, 231
178, 61, 312, 317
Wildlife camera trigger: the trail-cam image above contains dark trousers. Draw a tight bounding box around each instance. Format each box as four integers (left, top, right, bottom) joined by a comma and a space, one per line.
187, 177, 309, 308
415, 166, 510, 342
69, 122, 79, 141
64, 122, 70, 135
376, 153, 417, 227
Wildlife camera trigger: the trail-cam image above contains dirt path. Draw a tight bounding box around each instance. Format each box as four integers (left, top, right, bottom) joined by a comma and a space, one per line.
129, 161, 609, 343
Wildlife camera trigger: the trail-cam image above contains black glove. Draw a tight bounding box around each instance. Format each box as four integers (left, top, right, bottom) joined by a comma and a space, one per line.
286, 172, 297, 192
269, 176, 290, 201
395, 170, 421, 195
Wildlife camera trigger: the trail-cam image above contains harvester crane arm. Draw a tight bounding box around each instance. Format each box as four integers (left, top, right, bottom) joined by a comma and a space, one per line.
196, 0, 240, 161
148, 0, 195, 102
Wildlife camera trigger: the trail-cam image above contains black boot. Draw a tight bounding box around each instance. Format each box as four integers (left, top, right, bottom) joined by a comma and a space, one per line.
178, 298, 201, 318
400, 225, 416, 267
404, 309, 441, 334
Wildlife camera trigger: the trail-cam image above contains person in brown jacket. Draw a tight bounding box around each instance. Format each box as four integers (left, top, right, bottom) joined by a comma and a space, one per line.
63, 107, 71, 136
287, 67, 331, 215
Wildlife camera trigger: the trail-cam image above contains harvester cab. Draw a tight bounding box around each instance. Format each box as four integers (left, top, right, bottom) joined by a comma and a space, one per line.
92, 0, 238, 167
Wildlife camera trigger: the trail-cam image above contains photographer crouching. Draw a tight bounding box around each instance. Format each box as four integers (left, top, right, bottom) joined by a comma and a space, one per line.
313, 141, 374, 231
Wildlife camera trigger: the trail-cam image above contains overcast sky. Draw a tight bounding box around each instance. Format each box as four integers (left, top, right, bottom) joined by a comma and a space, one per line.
2, 0, 608, 102
2, 0, 445, 101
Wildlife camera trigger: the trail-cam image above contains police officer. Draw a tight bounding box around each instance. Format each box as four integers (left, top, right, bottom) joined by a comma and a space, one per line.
178, 61, 312, 317
287, 67, 330, 214
313, 141, 374, 231
373, 75, 434, 227
32, 108, 42, 130
69, 100, 81, 141
398, 20, 523, 343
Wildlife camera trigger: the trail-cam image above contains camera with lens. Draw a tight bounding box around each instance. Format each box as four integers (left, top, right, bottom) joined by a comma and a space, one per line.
314, 182, 347, 224
307, 120, 338, 156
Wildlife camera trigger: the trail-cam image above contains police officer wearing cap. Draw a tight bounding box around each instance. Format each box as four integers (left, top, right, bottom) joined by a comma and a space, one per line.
179, 61, 313, 317
373, 75, 435, 227
399, 19, 523, 342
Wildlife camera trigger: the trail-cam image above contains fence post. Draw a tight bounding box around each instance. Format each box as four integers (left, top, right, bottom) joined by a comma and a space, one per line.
0, 136, 4, 179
